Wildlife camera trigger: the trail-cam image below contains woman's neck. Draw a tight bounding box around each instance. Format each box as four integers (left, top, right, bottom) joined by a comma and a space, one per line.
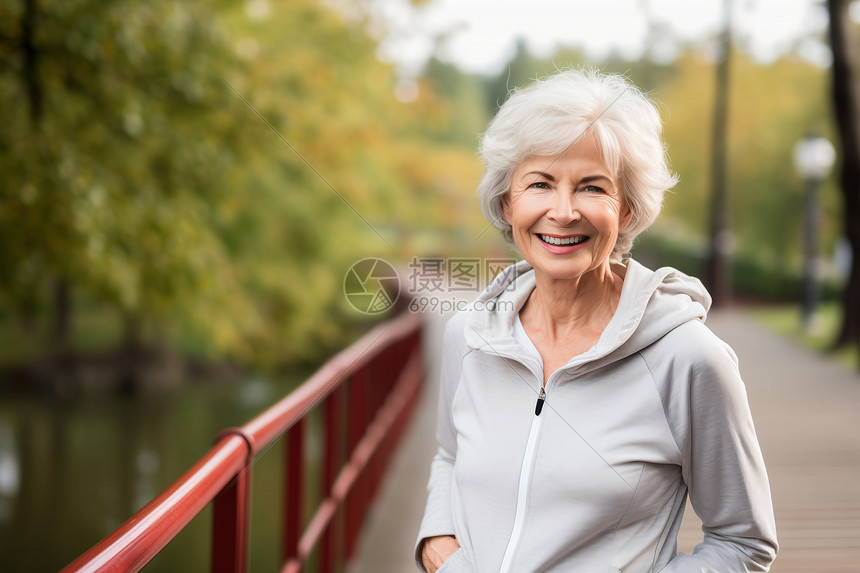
520, 263, 624, 345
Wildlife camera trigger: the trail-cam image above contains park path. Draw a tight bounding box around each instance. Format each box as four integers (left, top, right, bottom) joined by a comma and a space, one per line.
348, 308, 860, 573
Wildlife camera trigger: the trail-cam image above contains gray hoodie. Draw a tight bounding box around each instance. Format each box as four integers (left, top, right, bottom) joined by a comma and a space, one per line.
416, 259, 778, 572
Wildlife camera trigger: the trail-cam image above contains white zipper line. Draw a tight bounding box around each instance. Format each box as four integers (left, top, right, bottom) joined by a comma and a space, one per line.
498, 394, 545, 573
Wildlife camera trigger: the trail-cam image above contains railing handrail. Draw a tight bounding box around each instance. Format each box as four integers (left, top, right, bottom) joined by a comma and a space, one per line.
61, 310, 424, 573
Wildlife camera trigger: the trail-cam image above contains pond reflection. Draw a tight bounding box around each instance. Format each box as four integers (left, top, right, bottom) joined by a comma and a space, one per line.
0, 374, 304, 572
0, 421, 20, 524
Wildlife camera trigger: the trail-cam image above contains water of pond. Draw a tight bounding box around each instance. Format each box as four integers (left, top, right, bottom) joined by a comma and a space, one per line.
0, 372, 316, 572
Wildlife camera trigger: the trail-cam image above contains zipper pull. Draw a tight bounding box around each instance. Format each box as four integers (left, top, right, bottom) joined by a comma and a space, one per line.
534, 387, 546, 416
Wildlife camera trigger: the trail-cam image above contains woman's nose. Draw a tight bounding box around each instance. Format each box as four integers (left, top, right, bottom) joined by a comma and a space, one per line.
548, 191, 580, 224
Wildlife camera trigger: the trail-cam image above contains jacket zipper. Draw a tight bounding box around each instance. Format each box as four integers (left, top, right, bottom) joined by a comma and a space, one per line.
499, 385, 547, 573
534, 386, 546, 415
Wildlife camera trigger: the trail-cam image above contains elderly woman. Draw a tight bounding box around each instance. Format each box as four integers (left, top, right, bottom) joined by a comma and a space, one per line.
415, 70, 778, 572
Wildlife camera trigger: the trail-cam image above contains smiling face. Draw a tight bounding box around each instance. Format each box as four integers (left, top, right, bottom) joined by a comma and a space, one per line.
503, 132, 631, 282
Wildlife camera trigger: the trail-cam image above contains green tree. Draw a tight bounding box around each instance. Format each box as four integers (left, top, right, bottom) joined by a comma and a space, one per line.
658, 50, 834, 270
0, 0, 488, 378
211, 0, 487, 364
0, 0, 241, 356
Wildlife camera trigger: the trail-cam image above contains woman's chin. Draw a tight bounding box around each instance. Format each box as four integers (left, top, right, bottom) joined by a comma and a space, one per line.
528, 260, 600, 282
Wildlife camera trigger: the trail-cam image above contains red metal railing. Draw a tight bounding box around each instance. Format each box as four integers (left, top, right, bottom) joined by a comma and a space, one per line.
61, 310, 424, 573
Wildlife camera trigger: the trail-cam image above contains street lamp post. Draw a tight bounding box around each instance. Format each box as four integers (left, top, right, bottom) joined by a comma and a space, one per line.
793, 133, 836, 331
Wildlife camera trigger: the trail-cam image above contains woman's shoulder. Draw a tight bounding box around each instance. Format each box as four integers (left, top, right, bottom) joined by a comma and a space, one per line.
644, 320, 750, 431
641, 319, 743, 402
653, 318, 738, 367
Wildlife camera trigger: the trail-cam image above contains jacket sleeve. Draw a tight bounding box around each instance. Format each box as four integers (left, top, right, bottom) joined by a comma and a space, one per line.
414, 313, 468, 571
658, 325, 778, 572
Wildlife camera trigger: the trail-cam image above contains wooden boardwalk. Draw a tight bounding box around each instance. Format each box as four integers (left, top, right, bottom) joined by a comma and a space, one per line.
679, 311, 860, 573
350, 308, 860, 572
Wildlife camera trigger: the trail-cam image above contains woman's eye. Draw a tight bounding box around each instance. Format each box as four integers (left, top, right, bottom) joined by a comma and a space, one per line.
527, 181, 550, 189
583, 185, 605, 193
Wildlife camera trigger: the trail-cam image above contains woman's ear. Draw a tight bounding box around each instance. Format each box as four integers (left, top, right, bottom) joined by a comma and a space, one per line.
620, 203, 633, 230
499, 193, 511, 225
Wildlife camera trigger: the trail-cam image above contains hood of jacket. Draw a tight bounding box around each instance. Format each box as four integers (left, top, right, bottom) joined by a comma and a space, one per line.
463, 258, 711, 376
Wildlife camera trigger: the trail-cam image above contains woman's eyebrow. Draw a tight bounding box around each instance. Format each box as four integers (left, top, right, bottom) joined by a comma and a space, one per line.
523, 170, 555, 181
580, 174, 613, 184
520, 172, 614, 184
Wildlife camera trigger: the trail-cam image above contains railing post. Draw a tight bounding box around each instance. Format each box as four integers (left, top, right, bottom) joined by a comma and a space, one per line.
283, 418, 305, 565
211, 430, 255, 573
321, 385, 344, 573
345, 370, 367, 559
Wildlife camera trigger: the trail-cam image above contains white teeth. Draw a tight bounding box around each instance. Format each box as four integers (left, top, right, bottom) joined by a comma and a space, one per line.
539, 234, 586, 246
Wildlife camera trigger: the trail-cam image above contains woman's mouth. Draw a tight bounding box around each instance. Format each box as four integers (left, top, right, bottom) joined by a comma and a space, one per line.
537, 233, 588, 246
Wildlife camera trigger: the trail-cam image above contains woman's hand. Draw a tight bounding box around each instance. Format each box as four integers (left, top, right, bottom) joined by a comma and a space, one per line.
421, 535, 460, 573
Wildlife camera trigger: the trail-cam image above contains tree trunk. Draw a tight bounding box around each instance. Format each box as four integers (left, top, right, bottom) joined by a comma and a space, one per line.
51, 278, 71, 345
706, 0, 733, 306
24, 1, 75, 349
22, 0, 42, 125
827, 0, 860, 353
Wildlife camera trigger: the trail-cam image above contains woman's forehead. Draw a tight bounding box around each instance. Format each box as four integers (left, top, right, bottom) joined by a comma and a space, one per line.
515, 133, 616, 178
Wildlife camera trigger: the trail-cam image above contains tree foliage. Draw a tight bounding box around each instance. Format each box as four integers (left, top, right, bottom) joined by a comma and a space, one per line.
659, 51, 834, 268
1, 0, 248, 354
0, 0, 485, 373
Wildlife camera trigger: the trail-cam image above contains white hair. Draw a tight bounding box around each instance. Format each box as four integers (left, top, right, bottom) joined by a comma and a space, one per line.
477, 68, 678, 260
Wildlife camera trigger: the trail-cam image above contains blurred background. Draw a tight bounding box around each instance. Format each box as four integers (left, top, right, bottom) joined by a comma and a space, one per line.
0, 0, 859, 571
